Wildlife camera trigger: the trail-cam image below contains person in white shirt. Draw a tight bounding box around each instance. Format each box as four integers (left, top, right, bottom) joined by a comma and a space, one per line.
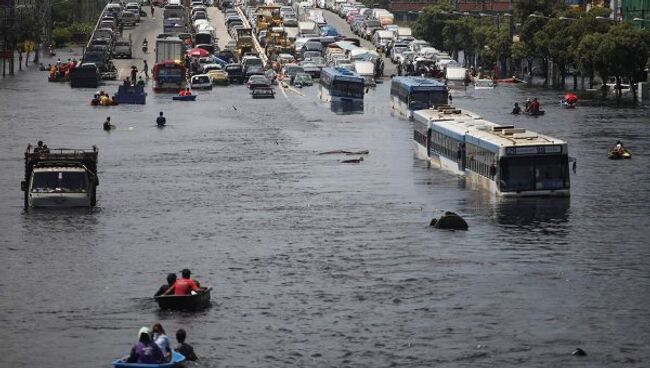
151, 323, 172, 361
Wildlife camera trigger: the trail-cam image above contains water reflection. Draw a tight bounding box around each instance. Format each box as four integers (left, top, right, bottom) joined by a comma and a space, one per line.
493, 197, 570, 229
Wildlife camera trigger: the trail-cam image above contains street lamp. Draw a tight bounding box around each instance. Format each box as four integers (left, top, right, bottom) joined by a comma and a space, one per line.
595, 16, 615, 22
558, 16, 576, 21
528, 13, 550, 19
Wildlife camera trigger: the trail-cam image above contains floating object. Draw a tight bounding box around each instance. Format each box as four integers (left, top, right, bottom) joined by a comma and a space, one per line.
564, 93, 578, 104
154, 288, 212, 310
572, 348, 587, 356
430, 211, 468, 230
319, 149, 369, 155
112, 351, 186, 368
526, 110, 545, 116
340, 157, 364, 164
172, 95, 197, 101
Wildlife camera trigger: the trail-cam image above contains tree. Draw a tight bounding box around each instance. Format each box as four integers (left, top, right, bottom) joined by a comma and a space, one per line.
513, 0, 566, 24
577, 33, 604, 88
517, 16, 548, 84
412, 2, 454, 49
535, 18, 574, 88
442, 18, 475, 63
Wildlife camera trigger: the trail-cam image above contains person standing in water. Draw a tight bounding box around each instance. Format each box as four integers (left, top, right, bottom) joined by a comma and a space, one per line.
156, 112, 166, 127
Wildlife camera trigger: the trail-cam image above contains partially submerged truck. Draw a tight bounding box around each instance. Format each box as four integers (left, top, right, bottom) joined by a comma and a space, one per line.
22, 145, 99, 209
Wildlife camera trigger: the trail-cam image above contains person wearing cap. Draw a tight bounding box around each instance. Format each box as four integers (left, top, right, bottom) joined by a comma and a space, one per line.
126, 327, 165, 364
154, 273, 176, 296
163, 269, 200, 296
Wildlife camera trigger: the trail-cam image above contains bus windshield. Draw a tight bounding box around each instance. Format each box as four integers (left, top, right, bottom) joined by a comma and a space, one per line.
331, 80, 364, 98
409, 91, 448, 110
499, 155, 569, 192
31, 171, 88, 193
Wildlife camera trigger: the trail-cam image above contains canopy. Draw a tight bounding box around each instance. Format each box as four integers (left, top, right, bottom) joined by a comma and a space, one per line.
564, 93, 578, 103
187, 48, 210, 57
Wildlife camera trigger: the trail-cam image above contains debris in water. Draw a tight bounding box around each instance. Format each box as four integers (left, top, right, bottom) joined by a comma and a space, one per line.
340, 157, 364, 164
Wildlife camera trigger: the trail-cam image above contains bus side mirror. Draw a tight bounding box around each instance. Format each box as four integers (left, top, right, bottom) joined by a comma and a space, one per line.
21, 181, 26, 191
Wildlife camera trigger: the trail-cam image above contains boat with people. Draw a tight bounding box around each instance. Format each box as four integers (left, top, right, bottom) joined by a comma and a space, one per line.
413, 105, 571, 197
608, 149, 632, 159
112, 351, 186, 368
154, 287, 212, 310
474, 78, 496, 89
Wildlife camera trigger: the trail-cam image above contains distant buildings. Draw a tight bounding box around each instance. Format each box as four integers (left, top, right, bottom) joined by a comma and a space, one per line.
389, 0, 513, 21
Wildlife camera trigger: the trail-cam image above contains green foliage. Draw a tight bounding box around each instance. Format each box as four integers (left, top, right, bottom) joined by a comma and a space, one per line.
412, 2, 454, 49
512, 0, 567, 24
52, 27, 72, 47
442, 19, 475, 55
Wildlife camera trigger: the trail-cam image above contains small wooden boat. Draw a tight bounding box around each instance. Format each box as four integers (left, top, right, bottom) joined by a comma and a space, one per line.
172, 95, 197, 101
154, 287, 211, 310
608, 149, 632, 159
112, 351, 186, 368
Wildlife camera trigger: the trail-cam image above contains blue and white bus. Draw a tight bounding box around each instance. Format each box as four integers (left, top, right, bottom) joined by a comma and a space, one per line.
390, 77, 448, 119
413, 106, 570, 197
319, 67, 365, 114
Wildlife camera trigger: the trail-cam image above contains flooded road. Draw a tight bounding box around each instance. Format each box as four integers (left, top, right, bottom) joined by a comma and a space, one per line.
2, 45, 650, 368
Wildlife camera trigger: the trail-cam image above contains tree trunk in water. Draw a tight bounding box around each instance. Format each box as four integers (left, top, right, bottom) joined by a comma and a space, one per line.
25, 51, 30, 67
631, 81, 637, 102
18, 51, 22, 71
573, 73, 578, 91
616, 76, 622, 99
589, 71, 594, 89
33, 46, 40, 64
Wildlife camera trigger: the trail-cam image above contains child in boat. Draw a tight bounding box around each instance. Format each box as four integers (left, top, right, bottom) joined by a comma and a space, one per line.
175, 329, 198, 361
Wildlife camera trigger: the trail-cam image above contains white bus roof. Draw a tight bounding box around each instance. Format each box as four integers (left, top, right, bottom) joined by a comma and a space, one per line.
415, 107, 567, 150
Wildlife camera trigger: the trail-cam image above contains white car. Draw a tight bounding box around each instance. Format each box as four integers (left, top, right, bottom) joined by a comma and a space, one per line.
190, 74, 213, 90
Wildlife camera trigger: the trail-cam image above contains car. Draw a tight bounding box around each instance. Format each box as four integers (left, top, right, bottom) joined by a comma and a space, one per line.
299, 60, 320, 78
281, 64, 304, 84
121, 11, 138, 26
190, 74, 213, 90
251, 86, 275, 99
247, 75, 271, 89
225, 63, 244, 83
201, 64, 229, 85
277, 53, 295, 65
302, 51, 321, 61
112, 39, 132, 58
282, 17, 298, 27
292, 72, 313, 87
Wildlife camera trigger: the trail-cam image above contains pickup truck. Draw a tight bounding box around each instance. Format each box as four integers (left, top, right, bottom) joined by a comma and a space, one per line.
22, 145, 99, 208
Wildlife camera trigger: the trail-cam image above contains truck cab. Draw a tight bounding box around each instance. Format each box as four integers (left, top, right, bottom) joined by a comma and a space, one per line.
22, 145, 99, 209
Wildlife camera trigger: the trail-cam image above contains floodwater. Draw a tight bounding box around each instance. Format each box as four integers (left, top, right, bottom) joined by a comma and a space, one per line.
1, 52, 650, 368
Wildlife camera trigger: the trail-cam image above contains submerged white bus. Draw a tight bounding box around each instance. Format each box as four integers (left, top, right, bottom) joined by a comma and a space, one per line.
413, 106, 570, 196
390, 76, 448, 119
319, 67, 365, 114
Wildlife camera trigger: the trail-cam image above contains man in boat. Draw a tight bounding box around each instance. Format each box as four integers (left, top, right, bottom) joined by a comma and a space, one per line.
126, 327, 165, 364
176, 329, 198, 361
524, 98, 531, 112
512, 103, 521, 115
183, 88, 192, 96
614, 140, 624, 153
130, 66, 138, 83
156, 112, 167, 127
530, 98, 540, 114
163, 268, 201, 296
137, 76, 145, 86
155, 273, 175, 296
